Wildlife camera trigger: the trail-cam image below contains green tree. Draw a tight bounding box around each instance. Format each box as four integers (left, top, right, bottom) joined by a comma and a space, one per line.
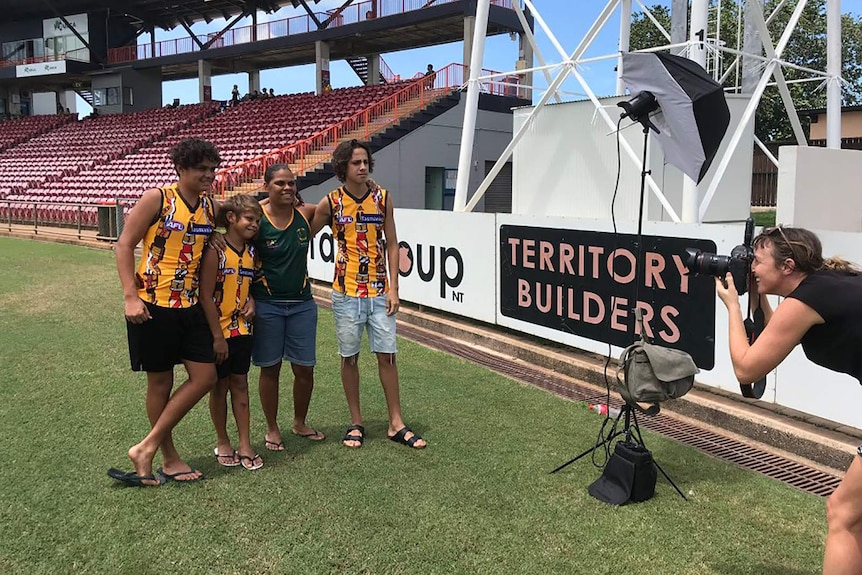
629, 0, 862, 141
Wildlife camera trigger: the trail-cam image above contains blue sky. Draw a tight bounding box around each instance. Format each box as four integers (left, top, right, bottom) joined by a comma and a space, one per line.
73, 0, 859, 114
140, 0, 679, 107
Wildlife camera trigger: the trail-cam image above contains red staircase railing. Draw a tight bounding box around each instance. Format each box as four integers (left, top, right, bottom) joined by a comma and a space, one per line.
214, 62, 515, 196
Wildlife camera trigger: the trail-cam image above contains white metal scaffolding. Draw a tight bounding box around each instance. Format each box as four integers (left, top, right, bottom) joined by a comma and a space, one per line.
453, 0, 845, 222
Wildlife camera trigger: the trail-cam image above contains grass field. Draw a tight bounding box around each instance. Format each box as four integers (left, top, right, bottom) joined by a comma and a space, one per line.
0, 237, 826, 575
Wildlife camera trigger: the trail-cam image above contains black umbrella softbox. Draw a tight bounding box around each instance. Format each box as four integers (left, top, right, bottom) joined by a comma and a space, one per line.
621, 52, 730, 183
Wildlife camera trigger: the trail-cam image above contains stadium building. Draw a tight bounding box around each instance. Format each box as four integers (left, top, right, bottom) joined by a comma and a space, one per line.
0, 0, 532, 216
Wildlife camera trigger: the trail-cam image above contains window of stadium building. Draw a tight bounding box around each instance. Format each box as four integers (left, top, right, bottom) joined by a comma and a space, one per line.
2, 40, 42, 62
45, 35, 89, 61
1, 34, 89, 63
93, 87, 121, 107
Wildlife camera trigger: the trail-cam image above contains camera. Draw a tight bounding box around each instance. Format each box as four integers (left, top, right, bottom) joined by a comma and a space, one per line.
683, 218, 754, 295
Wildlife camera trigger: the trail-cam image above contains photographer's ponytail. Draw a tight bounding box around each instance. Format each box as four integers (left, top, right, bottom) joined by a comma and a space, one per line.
822, 257, 862, 275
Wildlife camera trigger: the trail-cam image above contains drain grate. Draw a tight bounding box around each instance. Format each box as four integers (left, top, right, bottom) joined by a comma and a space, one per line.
394, 321, 843, 497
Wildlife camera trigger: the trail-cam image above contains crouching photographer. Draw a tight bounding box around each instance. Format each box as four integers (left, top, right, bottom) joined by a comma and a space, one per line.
715, 225, 862, 575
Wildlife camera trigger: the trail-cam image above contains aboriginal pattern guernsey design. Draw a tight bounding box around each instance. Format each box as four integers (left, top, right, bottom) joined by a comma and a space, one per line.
135, 185, 215, 308
327, 186, 389, 298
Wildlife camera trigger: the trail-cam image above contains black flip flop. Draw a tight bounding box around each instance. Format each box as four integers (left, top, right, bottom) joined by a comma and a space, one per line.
107, 468, 167, 487
156, 466, 204, 483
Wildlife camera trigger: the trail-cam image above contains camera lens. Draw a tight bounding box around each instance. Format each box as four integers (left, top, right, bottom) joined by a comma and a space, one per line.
700, 254, 731, 277
683, 248, 730, 277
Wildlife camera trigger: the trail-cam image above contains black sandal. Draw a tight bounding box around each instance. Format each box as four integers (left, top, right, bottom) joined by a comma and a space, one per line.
342, 424, 365, 448
388, 426, 426, 449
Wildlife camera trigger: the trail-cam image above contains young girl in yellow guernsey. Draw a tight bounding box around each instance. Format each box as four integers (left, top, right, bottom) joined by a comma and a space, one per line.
199, 195, 264, 471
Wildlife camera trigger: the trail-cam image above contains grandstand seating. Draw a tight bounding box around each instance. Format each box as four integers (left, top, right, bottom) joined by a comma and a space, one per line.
0, 103, 218, 224
0, 81, 417, 227
0, 114, 76, 154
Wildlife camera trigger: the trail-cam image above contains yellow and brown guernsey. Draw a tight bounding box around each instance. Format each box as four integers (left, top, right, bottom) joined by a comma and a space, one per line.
135, 185, 215, 308
213, 242, 255, 338
327, 186, 389, 298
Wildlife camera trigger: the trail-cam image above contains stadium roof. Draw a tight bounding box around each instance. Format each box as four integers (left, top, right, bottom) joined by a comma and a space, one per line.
6, 0, 311, 31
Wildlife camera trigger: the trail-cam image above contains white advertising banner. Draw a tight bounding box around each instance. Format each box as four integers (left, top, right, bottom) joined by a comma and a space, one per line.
16, 60, 66, 78
307, 208, 497, 323
43, 13, 89, 38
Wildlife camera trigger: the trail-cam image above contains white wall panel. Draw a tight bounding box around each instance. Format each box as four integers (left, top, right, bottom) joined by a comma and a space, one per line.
777, 147, 862, 233
512, 96, 754, 223
305, 198, 862, 429
307, 208, 496, 323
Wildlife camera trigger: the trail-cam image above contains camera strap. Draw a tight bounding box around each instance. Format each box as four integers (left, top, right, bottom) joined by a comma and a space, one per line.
741, 293, 767, 399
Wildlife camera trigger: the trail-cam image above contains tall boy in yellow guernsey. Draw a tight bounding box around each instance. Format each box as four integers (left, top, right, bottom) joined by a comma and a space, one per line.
311, 140, 426, 450
109, 139, 221, 487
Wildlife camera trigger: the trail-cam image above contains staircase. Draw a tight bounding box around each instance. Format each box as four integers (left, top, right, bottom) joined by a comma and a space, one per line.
224, 88, 460, 197
346, 56, 389, 86
296, 89, 461, 189
74, 89, 94, 107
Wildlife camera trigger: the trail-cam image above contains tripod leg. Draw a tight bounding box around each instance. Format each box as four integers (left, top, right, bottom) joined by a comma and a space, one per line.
620, 418, 687, 500
550, 429, 625, 474
652, 459, 688, 500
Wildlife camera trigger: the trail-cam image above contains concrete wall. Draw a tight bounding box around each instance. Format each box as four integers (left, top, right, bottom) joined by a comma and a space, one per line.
90, 67, 162, 114
511, 95, 754, 224
121, 67, 163, 111
777, 146, 862, 232
31, 92, 57, 115
299, 93, 516, 211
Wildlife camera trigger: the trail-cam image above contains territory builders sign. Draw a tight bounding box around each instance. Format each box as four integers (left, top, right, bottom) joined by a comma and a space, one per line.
500, 225, 717, 369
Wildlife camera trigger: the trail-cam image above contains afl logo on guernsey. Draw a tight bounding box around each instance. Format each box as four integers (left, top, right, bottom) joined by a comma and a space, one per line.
336, 215, 354, 225
165, 220, 185, 232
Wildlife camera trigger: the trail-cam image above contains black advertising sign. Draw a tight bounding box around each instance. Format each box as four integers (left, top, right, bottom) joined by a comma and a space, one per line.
500, 225, 717, 369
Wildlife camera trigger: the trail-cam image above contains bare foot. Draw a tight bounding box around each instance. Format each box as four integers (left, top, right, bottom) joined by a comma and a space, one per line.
291, 424, 325, 441
159, 459, 203, 481
127, 443, 161, 486
213, 446, 239, 467
264, 432, 285, 451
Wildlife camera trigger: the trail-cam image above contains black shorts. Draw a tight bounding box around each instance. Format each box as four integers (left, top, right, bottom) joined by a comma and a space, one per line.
127, 302, 215, 372
217, 335, 253, 379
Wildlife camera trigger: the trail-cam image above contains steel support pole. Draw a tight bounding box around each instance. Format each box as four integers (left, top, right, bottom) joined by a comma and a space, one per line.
453, 0, 491, 211
826, 0, 842, 149
682, 0, 709, 222
617, 0, 632, 95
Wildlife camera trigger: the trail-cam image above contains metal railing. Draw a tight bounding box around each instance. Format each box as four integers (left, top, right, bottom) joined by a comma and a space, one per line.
107, 0, 515, 64
213, 62, 496, 196
0, 48, 91, 69
0, 198, 133, 242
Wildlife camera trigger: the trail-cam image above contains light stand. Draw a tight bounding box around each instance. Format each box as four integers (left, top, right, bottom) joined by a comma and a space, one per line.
550, 92, 685, 501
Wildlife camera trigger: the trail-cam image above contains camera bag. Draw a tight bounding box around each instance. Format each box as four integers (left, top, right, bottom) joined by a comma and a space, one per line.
587, 440, 657, 505
615, 320, 699, 416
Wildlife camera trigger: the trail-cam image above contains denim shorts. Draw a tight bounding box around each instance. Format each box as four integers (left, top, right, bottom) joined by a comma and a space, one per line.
251, 299, 318, 368
331, 291, 397, 357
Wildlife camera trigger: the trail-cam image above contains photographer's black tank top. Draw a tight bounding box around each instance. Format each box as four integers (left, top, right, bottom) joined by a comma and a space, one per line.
786, 270, 862, 383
